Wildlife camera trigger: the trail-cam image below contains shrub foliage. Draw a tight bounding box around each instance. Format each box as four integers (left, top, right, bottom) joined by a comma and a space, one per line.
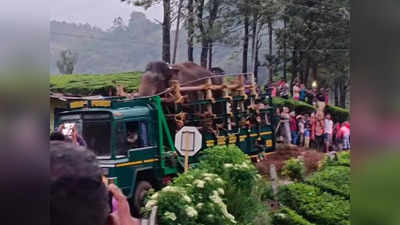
281, 158, 306, 182
306, 166, 350, 198
278, 183, 350, 225
50, 72, 142, 95
271, 207, 316, 225
144, 145, 271, 225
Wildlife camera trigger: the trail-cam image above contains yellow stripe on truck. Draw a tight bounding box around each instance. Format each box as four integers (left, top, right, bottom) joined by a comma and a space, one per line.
116, 158, 159, 167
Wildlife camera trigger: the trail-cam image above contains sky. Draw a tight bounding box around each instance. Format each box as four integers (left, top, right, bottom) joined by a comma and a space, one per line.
51, 0, 163, 29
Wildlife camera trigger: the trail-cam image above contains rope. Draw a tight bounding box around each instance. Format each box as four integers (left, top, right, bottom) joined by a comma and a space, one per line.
133, 72, 255, 99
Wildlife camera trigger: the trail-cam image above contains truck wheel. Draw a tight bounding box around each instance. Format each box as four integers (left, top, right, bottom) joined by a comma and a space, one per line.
132, 180, 152, 217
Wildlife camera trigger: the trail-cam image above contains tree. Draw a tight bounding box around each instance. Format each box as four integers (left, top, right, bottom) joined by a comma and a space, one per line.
274, 0, 350, 100
122, 0, 171, 63
56, 49, 78, 74
187, 0, 194, 61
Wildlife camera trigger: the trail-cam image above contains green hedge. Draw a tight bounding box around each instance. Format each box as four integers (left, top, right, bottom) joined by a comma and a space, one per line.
272, 97, 316, 115
50, 72, 142, 95
272, 97, 350, 122
278, 183, 350, 225
306, 166, 350, 198
324, 105, 350, 122
272, 207, 315, 225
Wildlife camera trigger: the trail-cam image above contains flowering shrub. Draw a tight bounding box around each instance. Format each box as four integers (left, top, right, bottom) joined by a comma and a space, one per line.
198, 145, 270, 225
143, 145, 271, 225
144, 169, 236, 225
281, 158, 306, 182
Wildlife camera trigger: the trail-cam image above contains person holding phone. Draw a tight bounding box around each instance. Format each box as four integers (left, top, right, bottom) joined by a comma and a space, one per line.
50, 141, 139, 225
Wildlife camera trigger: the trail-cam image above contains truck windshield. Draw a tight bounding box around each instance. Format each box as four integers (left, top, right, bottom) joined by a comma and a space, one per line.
58, 113, 112, 156
82, 120, 111, 156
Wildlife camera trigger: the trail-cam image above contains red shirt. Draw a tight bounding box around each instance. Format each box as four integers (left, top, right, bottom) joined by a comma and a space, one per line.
290, 117, 298, 131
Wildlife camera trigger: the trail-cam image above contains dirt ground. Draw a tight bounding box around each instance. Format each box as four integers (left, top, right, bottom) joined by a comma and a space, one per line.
256, 144, 326, 177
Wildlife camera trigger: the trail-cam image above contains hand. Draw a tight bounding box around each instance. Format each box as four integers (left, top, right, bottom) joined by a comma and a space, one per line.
108, 184, 140, 225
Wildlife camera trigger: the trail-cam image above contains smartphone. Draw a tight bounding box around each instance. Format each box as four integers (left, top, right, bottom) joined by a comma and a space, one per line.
62, 123, 75, 137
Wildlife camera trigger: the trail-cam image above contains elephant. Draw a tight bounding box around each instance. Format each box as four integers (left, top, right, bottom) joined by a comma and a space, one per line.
138, 61, 226, 128
138, 61, 224, 97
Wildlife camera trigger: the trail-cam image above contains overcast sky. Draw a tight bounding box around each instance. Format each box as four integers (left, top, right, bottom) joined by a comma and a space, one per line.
51, 0, 163, 29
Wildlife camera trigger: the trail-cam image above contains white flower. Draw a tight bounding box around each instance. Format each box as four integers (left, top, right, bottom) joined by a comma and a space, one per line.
204, 177, 212, 181
196, 203, 204, 209
224, 163, 233, 168
215, 178, 224, 184
185, 207, 198, 218
183, 195, 192, 203
217, 188, 224, 195
194, 179, 205, 188
210, 191, 223, 204
145, 200, 157, 209
276, 213, 286, 219
150, 193, 159, 200
202, 173, 216, 177
164, 211, 177, 221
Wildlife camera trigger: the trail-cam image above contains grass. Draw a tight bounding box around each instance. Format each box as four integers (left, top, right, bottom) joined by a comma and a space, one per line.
50, 72, 143, 95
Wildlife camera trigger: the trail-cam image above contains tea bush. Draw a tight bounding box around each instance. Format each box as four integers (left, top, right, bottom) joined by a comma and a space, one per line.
50, 72, 142, 95
306, 166, 350, 198
271, 207, 315, 225
281, 158, 306, 182
278, 183, 350, 225
322, 151, 350, 168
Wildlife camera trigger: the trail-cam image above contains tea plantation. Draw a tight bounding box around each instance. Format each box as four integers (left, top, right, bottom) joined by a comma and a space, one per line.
272, 151, 351, 225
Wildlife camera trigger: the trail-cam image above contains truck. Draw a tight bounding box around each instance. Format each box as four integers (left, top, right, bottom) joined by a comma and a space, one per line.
53, 73, 277, 216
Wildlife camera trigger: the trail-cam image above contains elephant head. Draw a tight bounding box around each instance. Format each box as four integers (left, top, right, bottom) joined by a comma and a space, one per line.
138, 61, 177, 96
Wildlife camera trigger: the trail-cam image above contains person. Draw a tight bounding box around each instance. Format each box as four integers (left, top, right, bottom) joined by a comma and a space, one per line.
297, 115, 305, 146
56, 123, 87, 147
304, 122, 311, 148
316, 88, 326, 111
280, 107, 291, 144
311, 88, 318, 107
265, 82, 277, 97
279, 79, 289, 99
289, 111, 298, 145
324, 114, 334, 152
50, 131, 67, 141
324, 88, 330, 105
340, 121, 351, 150
274, 107, 283, 142
333, 122, 342, 151
293, 82, 301, 101
310, 112, 316, 148
314, 111, 325, 152
299, 83, 307, 102
50, 141, 140, 225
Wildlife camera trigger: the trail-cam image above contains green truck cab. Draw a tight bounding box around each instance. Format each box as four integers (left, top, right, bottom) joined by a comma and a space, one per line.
54, 94, 276, 215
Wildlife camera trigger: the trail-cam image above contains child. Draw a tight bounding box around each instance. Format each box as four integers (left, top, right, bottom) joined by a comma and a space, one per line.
289, 111, 298, 145
304, 123, 311, 148
297, 115, 305, 146
324, 114, 333, 152
340, 121, 351, 150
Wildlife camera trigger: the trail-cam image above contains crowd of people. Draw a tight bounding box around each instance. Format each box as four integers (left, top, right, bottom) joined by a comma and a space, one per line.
275, 107, 351, 152
265, 78, 330, 107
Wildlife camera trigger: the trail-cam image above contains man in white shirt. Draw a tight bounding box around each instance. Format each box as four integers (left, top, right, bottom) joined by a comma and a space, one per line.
324, 114, 333, 152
